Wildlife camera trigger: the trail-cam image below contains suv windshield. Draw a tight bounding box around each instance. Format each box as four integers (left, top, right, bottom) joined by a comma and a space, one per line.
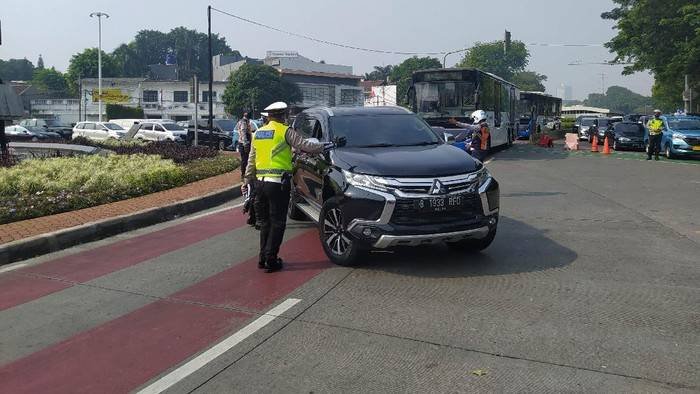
616, 123, 644, 136
214, 119, 236, 131
580, 118, 596, 126
103, 123, 125, 130
330, 114, 440, 148
668, 118, 700, 130
160, 122, 185, 131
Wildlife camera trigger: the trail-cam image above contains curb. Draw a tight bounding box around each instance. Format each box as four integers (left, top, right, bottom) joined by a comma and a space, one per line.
0, 183, 243, 266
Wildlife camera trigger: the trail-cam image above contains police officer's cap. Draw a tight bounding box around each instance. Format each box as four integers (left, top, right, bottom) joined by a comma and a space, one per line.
264, 102, 288, 113
653, 109, 662, 114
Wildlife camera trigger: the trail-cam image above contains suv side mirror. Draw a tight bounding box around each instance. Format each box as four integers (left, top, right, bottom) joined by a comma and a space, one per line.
334, 136, 347, 148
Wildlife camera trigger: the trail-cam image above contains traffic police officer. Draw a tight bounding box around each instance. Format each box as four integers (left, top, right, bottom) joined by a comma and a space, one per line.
646, 109, 665, 161
242, 102, 327, 272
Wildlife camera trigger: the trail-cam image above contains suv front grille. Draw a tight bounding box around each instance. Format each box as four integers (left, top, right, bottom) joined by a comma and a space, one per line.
683, 137, 700, 146
379, 173, 481, 197
391, 193, 482, 225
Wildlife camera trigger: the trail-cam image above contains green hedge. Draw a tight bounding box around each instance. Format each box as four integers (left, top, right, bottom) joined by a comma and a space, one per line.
0, 154, 239, 224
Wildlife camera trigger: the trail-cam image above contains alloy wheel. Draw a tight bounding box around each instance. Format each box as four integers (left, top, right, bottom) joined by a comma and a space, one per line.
323, 207, 351, 256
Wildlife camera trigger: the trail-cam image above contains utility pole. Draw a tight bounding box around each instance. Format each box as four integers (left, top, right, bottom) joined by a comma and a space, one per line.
90, 12, 109, 122
78, 73, 82, 123
683, 74, 690, 114
207, 5, 214, 148
194, 74, 199, 146
504, 30, 511, 55
599, 73, 606, 94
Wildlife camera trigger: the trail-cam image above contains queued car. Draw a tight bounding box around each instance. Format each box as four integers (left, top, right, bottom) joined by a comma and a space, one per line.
589, 117, 614, 144
517, 116, 532, 139
624, 114, 644, 123
644, 116, 700, 159
576, 117, 597, 141
288, 106, 500, 266
19, 118, 73, 140
133, 121, 188, 143
71, 121, 127, 141
4, 125, 58, 142
610, 122, 646, 151
186, 119, 236, 150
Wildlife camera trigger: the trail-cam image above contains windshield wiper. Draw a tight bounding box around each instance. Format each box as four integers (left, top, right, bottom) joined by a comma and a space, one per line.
357, 143, 397, 148
403, 141, 439, 146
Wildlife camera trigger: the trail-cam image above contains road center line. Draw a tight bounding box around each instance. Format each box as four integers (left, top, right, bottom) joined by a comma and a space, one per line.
136, 298, 302, 394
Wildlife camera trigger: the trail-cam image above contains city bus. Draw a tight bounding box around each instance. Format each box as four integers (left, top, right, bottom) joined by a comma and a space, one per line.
408, 68, 520, 149
518, 91, 562, 139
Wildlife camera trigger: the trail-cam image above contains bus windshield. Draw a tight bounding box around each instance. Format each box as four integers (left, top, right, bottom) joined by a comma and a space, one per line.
415, 81, 475, 118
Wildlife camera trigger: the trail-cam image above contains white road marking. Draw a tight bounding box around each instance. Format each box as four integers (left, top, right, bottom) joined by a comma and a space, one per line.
136, 298, 302, 394
0, 262, 28, 274
483, 158, 494, 164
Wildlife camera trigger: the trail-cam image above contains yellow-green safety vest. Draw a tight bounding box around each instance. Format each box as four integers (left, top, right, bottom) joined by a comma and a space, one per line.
648, 118, 664, 135
253, 120, 293, 178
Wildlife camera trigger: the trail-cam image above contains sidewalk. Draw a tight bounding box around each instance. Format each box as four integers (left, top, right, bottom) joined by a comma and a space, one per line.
0, 171, 242, 246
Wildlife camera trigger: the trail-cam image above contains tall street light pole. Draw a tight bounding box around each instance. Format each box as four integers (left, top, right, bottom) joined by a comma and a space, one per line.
90, 12, 109, 122
207, 5, 214, 148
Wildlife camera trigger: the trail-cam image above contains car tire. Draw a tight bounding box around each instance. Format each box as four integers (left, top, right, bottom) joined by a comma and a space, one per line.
447, 222, 498, 253
288, 187, 309, 221
665, 143, 676, 159
218, 140, 225, 150
319, 197, 361, 266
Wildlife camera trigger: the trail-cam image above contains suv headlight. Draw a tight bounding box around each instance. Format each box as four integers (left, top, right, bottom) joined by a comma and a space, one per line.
476, 167, 491, 187
672, 133, 686, 140
343, 170, 389, 192
619, 137, 631, 142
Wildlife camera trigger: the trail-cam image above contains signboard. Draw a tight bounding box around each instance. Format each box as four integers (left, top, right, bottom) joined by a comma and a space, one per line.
92, 89, 130, 104
364, 85, 397, 107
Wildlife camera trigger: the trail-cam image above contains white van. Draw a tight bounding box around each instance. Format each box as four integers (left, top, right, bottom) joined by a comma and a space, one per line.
109, 119, 145, 131
133, 121, 188, 143
72, 121, 127, 141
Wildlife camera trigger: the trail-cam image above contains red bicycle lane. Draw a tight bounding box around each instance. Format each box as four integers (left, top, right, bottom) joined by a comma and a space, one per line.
0, 230, 331, 393
0, 208, 247, 312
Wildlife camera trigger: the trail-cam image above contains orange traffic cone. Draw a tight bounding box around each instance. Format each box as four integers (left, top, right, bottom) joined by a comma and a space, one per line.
591, 135, 599, 152
603, 136, 611, 154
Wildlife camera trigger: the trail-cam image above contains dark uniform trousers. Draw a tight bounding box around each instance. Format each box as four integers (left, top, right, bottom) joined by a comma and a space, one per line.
648, 134, 662, 159
254, 179, 290, 263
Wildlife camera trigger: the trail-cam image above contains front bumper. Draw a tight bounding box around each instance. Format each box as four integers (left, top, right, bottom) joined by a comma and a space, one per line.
344, 175, 499, 249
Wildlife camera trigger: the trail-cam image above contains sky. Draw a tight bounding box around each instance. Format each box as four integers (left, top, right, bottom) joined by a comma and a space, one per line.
0, 0, 654, 100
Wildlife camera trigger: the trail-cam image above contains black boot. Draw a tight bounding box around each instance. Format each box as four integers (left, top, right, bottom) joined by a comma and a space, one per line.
265, 257, 283, 273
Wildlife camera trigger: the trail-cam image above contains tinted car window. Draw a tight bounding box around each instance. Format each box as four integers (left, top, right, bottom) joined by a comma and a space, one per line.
214, 119, 236, 131
580, 118, 596, 126
293, 114, 315, 138
83, 123, 95, 130
615, 123, 644, 136
103, 123, 124, 130
330, 114, 440, 147
596, 118, 612, 127
160, 122, 185, 131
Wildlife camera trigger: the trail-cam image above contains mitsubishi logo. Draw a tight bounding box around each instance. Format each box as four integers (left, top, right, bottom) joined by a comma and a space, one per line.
429, 179, 448, 195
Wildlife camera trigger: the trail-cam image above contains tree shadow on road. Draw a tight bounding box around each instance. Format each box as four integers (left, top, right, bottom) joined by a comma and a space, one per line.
356, 216, 577, 278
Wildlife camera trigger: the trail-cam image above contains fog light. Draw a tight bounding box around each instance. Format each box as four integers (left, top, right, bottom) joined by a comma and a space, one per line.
362, 228, 372, 237
488, 217, 497, 225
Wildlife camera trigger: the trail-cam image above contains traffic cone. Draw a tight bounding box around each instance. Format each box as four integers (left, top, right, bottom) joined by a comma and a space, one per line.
603, 136, 611, 155
591, 135, 599, 152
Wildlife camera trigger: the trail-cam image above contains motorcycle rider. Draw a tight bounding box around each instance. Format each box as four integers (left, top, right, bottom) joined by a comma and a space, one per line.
448, 110, 491, 161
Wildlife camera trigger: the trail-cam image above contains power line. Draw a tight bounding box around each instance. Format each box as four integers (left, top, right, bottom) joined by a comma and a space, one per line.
211, 7, 606, 56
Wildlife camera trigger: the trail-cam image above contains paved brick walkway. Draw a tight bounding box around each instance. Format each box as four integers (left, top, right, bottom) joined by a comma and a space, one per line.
0, 172, 242, 245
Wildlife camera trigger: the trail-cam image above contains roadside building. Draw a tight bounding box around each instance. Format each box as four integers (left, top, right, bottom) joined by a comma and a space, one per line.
561, 104, 623, 118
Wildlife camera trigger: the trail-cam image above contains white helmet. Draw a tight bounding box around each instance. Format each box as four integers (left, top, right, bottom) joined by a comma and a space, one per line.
264, 102, 288, 112
471, 110, 487, 124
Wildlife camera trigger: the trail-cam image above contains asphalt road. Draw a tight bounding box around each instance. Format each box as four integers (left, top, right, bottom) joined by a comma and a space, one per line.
0, 143, 698, 393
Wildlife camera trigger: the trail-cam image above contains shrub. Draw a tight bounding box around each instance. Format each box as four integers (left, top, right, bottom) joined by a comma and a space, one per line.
70, 138, 217, 163
183, 155, 239, 182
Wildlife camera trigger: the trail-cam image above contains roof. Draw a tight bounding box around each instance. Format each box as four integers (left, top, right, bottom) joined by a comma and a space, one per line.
279, 69, 362, 80
562, 105, 612, 114
0, 82, 25, 120
308, 106, 412, 117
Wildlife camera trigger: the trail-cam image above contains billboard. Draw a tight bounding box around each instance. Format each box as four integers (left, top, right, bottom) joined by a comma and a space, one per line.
92, 89, 130, 104
364, 85, 397, 107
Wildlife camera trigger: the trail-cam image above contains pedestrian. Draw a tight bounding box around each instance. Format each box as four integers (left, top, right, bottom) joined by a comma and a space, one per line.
236, 113, 252, 176
448, 110, 491, 162
242, 102, 331, 273
646, 109, 665, 161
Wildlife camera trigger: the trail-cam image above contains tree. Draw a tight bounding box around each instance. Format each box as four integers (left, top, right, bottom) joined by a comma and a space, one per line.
584, 86, 653, 114
32, 67, 68, 96
106, 104, 144, 120
222, 64, 301, 116
602, 1, 700, 111
457, 40, 529, 80
364, 65, 394, 82
0, 58, 35, 81
512, 71, 548, 91
389, 57, 442, 106
66, 48, 119, 93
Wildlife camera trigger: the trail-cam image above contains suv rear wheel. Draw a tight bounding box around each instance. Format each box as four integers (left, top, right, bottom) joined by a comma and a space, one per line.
319, 198, 360, 266
447, 224, 497, 253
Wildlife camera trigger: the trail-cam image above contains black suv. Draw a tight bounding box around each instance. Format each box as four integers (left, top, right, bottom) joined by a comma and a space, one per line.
289, 106, 500, 266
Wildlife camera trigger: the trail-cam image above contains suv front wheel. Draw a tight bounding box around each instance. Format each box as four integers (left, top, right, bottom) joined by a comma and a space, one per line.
319, 198, 360, 266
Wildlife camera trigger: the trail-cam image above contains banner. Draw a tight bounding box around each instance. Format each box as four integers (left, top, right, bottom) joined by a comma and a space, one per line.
92, 89, 130, 104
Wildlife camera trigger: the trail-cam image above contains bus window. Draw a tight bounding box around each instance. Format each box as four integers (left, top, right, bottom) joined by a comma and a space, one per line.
494, 82, 502, 127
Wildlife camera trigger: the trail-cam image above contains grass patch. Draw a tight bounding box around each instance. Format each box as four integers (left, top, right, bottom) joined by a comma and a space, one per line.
0, 153, 239, 224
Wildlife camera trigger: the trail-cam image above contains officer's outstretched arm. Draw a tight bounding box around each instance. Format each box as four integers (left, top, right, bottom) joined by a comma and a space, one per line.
285, 127, 324, 154
244, 145, 257, 184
